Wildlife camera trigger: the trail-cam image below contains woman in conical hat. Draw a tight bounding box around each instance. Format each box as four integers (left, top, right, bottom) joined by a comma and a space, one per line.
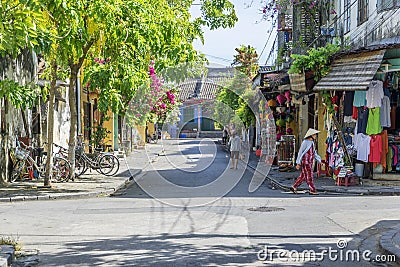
290, 128, 322, 195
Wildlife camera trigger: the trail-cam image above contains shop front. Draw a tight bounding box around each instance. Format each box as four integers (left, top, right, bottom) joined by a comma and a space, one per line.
256, 68, 299, 170
314, 46, 400, 181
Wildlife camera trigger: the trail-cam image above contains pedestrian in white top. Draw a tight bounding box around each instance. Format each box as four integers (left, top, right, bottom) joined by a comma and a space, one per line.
229, 131, 241, 169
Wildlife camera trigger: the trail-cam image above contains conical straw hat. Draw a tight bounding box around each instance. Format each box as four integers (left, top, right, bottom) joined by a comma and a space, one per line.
304, 128, 320, 139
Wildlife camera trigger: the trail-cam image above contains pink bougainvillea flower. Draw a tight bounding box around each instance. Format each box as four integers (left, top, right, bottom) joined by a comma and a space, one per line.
149, 66, 155, 75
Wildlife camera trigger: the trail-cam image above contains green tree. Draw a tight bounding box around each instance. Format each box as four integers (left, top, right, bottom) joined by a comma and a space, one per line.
232, 45, 259, 79
0, 0, 49, 109
0, 0, 49, 57
214, 45, 258, 129
1, 0, 238, 183
0, 0, 52, 184
84, 0, 238, 114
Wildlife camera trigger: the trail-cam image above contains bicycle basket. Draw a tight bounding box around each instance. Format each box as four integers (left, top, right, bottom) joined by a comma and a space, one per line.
15, 147, 29, 160
75, 146, 84, 155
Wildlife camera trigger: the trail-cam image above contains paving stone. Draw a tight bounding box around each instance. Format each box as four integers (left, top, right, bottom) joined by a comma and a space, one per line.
0, 245, 15, 267
380, 230, 400, 264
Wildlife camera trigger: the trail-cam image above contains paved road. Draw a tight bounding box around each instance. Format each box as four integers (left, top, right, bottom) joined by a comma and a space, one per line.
1, 139, 399, 266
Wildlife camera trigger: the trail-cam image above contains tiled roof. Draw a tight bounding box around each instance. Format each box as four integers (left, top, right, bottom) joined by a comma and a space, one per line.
178, 67, 235, 102
177, 79, 221, 101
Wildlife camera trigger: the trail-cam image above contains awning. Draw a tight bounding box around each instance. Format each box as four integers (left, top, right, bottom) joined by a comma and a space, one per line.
313, 49, 386, 91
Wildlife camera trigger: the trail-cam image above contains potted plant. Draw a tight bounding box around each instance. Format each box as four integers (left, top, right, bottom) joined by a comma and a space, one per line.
288, 43, 341, 91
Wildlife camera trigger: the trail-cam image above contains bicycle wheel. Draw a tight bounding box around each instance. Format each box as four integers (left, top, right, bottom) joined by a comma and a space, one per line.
52, 157, 71, 182
10, 160, 26, 182
75, 156, 86, 177
98, 154, 120, 176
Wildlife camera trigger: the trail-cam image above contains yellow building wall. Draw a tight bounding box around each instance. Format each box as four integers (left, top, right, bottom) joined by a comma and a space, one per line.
136, 125, 146, 144
103, 110, 115, 147
147, 123, 155, 136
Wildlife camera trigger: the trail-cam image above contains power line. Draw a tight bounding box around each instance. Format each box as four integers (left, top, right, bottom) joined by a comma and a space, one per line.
203, 53, 233, 63
266, 34, 278, 65
258, 26, 277, 62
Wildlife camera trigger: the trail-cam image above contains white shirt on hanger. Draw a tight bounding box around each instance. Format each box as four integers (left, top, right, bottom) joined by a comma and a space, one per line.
366, 80, 384, 108
354, 133, 371, 162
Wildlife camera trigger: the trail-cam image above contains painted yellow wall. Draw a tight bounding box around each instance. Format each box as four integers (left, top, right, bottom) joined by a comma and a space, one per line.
147, 123, 155, 136
103, 110, 115, 147
136, 125, 146, 144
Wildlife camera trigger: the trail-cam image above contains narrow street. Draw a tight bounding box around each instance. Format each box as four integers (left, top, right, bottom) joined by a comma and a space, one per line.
1, 139, 399, 266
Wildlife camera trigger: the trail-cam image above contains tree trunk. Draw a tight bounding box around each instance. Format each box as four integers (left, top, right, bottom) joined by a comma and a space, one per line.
67, 68, 78, 178
44, 61, 58, 187
67, 40, 94, 178
0, 98, 9, 184
20, 108, 30, 139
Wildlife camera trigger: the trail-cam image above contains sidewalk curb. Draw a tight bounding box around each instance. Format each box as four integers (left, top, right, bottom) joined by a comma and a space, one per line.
0, 169, 143, 203
251, 163, 400, 196
380, 229, 400, 264
0, 245, 14, 267
221, 143, 400, 196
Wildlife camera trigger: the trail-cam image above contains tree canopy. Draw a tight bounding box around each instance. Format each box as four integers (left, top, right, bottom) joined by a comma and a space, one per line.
214, 45, 258, 129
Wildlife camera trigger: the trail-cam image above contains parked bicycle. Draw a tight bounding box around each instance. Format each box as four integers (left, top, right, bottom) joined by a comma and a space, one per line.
73, 143, 120, 176
53, 143, 85, 178
10, 139, 71, 183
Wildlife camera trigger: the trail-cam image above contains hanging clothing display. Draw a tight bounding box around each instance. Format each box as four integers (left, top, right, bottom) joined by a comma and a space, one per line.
366, 107, 382, 135
380, 96, 391, 128
322, 70, 400, 178
366, 80, 384, 108
343, 91, 354, 116
368, 135, 382, 163
380, 130, 389, 169
357, 108, 369, 134
353, 90, 367, 107
354, 133, 371, 162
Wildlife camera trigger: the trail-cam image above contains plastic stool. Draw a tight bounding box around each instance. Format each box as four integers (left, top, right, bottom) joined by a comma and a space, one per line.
317, 160, 330, 178
336, 175, 358, 186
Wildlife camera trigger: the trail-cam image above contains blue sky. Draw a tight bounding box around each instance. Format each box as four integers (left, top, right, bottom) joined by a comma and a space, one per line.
191, 0, 275, 67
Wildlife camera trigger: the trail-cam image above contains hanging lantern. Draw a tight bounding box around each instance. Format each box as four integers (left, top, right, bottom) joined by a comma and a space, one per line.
276, 94, 286, 106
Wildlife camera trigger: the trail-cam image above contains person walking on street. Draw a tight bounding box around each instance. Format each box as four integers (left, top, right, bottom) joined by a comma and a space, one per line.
222, 126, 228, 145
229, 131, 241, 169
291, 128, 322, 195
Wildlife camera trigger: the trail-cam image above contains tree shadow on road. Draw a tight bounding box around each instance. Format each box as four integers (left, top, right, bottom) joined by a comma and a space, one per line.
36, 219, 400, 267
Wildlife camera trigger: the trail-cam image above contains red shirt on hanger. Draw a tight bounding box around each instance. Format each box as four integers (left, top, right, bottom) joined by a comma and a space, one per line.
369, 135, 382, 163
